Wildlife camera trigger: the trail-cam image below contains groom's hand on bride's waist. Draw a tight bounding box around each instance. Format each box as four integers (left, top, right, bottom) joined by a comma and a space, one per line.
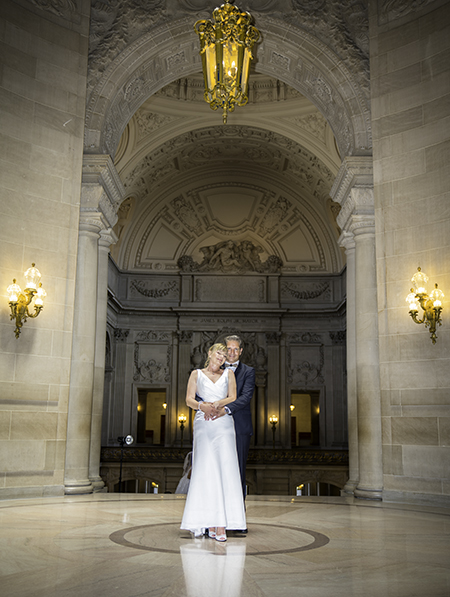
211, 406, 226, 420
200, 402, 216, 420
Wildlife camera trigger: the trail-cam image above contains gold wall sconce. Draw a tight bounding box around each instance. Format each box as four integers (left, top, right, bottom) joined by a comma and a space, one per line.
178, 414, 187, 449
269, 414, 278, 450
7, 263, 46, 338
406, 267, 444, 344
194, 1, 260, 124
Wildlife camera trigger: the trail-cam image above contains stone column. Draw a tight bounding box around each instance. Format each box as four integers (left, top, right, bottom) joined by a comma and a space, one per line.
64, 155, 123, 495
339, 231, 359, 493
89, 228, 118, 491
331, 157, 383, 500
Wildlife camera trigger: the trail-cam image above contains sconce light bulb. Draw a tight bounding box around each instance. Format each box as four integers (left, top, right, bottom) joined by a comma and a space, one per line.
7, 279, 21, 303
24, 263, 41, 291
411, 267, 428, 295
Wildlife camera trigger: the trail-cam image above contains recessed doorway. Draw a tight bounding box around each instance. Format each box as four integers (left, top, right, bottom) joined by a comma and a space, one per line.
137, 389, 167, 445
290, 391, 320, 448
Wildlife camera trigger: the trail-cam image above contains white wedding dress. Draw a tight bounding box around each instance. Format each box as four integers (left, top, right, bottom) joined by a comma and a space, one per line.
180, 369, 246, 535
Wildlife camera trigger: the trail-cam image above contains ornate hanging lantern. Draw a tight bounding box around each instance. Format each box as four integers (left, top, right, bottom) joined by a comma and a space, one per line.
194, 1, 260, 124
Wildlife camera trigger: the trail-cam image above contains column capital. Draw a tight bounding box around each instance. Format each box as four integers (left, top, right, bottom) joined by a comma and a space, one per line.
338, 230, 355, 252
81, 154, 126, 231
82, 154, 125, 208
99, 227, 119, 248
330, 156, 373, 205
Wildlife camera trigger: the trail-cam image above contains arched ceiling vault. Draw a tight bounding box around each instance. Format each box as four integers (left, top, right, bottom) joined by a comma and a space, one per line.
111, 79, 344, 275
86, 11, 372, 277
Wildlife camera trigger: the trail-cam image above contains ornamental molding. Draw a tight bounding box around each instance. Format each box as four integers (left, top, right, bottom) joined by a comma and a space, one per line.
135, 331, 172, 342
287, 332, 323, 344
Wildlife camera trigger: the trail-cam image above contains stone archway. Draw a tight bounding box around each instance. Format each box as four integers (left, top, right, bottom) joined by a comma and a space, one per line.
85, 16, 371, 160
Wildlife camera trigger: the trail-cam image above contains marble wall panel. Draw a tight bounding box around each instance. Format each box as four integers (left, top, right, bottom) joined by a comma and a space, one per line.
14, 354, 70, 386
383, 473, 443, 495
11, 412, 58, 441
399, 388, 450, 406
374, 150, 425, 184
386, 40, 422, 71
382, 443, 403, 475
0, 440, 45, 472
0, 412, 11, 440
377, 20, 419, 53
391, 416, 439, 446
438, 416, 450, 446
424, 92, 450, 125
391, 169, 449, 204
0, 383, 51, 405
4, 471, 56, 488
403, 445, 450, 479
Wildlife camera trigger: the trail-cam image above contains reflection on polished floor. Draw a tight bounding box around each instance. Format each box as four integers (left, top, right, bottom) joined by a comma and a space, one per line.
1, 493, 449, 597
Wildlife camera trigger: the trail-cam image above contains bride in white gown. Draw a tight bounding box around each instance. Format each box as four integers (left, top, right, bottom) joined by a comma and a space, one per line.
180, 343, 246, 542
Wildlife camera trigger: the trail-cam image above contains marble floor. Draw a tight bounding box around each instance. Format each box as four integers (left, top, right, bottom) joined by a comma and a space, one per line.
0, 493, 449, 597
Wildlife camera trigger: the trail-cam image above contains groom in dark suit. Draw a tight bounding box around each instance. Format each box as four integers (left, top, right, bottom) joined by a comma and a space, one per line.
220, 334, 255, 505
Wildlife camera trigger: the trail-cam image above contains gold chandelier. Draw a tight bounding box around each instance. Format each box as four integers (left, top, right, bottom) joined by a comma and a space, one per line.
194, 1, 260, 124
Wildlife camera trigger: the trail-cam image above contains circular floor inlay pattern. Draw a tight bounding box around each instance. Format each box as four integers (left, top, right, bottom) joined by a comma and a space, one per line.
109, 522, 330, 555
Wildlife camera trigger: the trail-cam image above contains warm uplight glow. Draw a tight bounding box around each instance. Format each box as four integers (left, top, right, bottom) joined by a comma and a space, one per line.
7, 264, 46, 338
290, 404, 295, 411
269, 415, 278, 424
406, 267, 444, 344
178, 414, 187, 424
162, 403, 167, 410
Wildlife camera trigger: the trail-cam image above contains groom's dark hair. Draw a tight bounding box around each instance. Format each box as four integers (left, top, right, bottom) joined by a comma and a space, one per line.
225, 334, 243, 348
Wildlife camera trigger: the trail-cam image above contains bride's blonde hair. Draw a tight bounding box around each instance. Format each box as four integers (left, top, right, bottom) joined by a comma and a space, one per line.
204, 343, 227, 367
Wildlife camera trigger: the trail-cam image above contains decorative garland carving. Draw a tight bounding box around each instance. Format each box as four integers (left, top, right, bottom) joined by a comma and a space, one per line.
282, 282, 331, 301
178, 240, 283, 274
129, 279, 178, 298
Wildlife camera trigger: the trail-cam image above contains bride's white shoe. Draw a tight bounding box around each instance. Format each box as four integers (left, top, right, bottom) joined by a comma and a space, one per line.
208, 528, 216, 539
215, 531, 227, 542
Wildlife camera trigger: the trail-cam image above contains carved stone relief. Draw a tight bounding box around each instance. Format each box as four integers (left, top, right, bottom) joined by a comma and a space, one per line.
287, 342, 325, 386
133, 343, 171, 382
178, 240, 282, 274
